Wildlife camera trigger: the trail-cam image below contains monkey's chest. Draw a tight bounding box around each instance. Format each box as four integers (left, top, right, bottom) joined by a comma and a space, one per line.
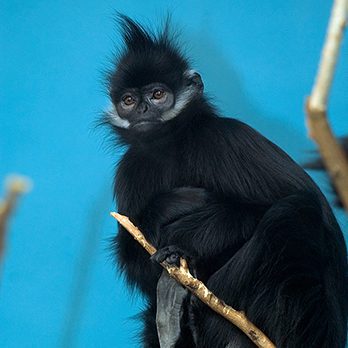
120, 154, 180, 201
119, 149, 219, 216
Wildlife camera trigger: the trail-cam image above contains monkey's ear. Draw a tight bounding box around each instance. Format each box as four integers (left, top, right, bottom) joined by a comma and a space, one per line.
184, 70, 204, 92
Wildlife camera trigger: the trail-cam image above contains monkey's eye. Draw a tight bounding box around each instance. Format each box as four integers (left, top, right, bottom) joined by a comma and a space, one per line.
122, 95, 136, 106
152, 89, 165, 100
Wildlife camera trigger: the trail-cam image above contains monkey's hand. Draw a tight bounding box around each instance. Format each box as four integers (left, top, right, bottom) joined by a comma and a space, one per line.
151, 245, 191, 267
151, 245, 197, 277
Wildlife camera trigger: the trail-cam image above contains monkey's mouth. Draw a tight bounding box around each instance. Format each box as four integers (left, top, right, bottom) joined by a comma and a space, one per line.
130, 120, 161, 131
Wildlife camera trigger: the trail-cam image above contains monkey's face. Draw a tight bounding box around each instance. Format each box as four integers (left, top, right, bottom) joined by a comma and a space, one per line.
115, 83, 175, 132
108, 70, 204, 133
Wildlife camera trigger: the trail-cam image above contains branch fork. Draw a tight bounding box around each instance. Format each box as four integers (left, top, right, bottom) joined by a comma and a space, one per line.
305, 0, 348, 211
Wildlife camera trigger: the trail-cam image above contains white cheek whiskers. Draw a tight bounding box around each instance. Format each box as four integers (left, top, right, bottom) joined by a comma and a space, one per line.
106, 104, 131, 129
161, 87, 196, 122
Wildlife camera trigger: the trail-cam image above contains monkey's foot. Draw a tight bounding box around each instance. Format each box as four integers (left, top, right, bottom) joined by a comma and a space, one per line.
151, 245, 191, 267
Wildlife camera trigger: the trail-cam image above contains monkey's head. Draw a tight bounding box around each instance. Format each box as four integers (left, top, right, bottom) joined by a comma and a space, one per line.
107, 15, 204, 133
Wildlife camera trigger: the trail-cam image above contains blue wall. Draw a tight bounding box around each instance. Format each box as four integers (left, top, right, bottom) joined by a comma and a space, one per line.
1, 1, 347, 347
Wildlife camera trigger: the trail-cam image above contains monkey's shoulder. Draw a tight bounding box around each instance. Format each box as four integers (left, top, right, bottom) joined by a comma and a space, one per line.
193, 116, 318, 194
194, 116, 277, 156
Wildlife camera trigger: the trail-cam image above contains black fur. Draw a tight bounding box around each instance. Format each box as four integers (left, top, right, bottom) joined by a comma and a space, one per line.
106, 16, 348, 347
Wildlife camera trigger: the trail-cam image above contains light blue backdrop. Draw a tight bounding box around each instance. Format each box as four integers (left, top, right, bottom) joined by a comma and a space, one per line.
1, 1, 347, 347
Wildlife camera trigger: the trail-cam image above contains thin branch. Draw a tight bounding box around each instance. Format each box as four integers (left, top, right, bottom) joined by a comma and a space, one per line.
111, 212, 275, 348
0, 175, 32, 262
309, 0, 348, 110
306, 0, 348, 211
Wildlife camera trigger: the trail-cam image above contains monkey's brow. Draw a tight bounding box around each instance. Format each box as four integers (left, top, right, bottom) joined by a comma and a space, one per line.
141, 82, 170, 92
118, 88, 139, 98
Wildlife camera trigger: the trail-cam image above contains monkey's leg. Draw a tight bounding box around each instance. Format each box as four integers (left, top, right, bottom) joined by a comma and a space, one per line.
156, 270, 188, 348
194, 193, 346, 348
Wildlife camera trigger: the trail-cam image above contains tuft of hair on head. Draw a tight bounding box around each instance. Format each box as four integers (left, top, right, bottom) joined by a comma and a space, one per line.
109, 14, 190, 94
115, 13, 179, 53
116, 14, 155, 53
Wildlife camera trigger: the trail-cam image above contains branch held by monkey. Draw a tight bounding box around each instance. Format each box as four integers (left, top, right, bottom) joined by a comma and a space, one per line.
110, 212, 275, 348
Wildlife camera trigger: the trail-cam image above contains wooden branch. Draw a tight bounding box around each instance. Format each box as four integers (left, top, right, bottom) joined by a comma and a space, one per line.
306, 0, 348, 211
0, 176, 32, 261
111, 212, 275, 348
309, 0, 348, 110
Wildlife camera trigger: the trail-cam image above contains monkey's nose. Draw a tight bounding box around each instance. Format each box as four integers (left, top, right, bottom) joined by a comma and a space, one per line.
137, 102, 148, 114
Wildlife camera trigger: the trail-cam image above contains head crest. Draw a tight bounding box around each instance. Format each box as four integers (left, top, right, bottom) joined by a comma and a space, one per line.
110, 14, 190, 93
117, 14, 156, 52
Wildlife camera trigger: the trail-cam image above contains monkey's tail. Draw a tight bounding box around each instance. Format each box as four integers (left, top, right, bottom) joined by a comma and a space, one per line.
304, 136, 348, 207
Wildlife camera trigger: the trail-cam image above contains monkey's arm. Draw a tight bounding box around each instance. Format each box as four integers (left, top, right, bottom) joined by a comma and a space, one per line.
137, 187, 268, 287
115, 187, 210, 296
117, 186, 265, 294
156, 196, 267, 263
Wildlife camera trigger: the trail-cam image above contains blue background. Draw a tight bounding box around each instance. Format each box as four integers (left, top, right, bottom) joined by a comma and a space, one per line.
1, 1, 347, 347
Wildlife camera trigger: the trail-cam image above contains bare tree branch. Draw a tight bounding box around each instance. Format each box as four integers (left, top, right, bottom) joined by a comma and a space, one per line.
306, 0, 348, 211
111, 212, 275, 348
309, 0, 348, 109
0, 175, 32, 262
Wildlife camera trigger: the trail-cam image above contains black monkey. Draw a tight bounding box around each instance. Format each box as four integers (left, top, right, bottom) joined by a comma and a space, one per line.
105, 16, 348, 347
